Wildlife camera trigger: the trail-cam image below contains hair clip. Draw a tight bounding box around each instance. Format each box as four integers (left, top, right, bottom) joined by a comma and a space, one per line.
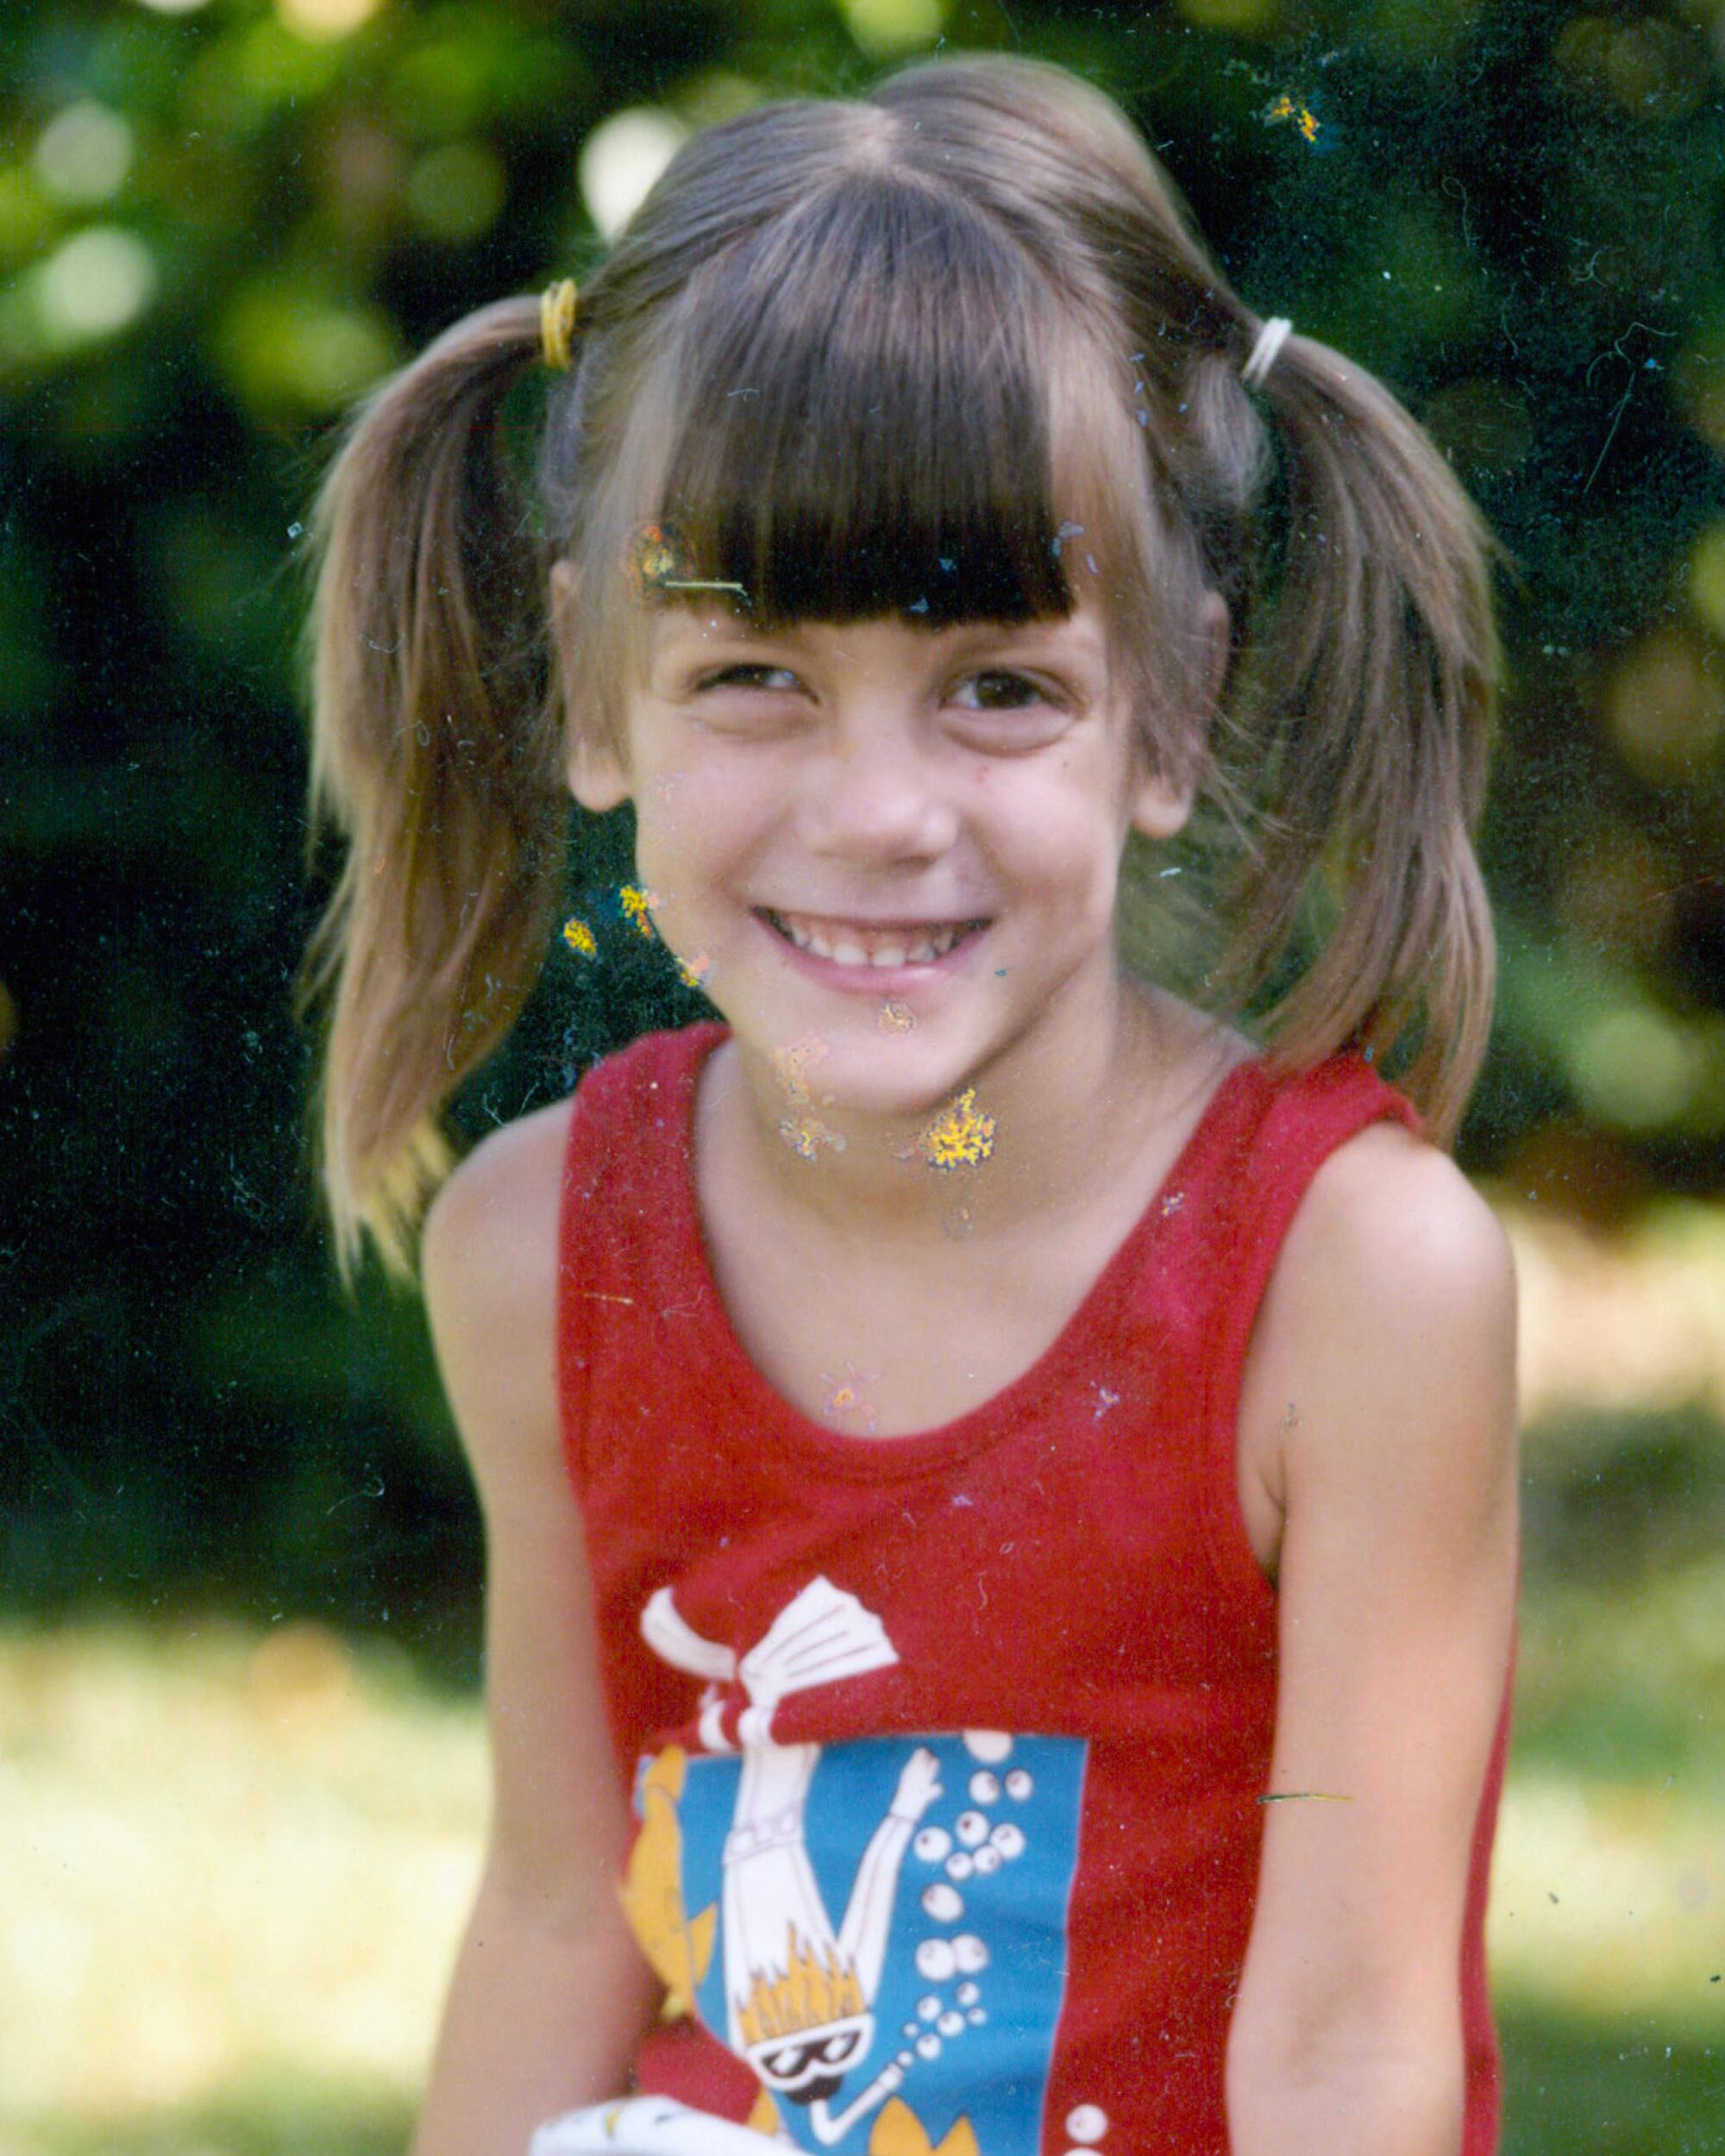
1240, 316, 1293, 390
540, 279, 579, 372
624, 522, 748, 603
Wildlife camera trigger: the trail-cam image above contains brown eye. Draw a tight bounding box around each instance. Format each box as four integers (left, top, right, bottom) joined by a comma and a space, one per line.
701, 664, 800, 693
953, 670, 1046, 711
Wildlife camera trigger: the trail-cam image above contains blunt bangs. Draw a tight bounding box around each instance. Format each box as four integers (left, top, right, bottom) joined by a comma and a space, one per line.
633, 174, 1095, 629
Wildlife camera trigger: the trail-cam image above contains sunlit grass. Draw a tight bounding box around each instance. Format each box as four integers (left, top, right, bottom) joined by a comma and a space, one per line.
1491, 1771, 1725, 2034
0, 1621, 483, 2151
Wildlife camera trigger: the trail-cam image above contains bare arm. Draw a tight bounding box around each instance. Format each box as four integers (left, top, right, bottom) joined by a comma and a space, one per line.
1226, 1126, 1519, 2156
411, 1101, 662, 2156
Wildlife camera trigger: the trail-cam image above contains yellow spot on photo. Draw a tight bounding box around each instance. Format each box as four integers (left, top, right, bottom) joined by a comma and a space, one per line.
917, 1087, 996, 1171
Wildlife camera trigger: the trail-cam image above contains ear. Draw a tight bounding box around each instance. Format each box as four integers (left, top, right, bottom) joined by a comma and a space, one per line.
568, 731, 632, 813
1128, 765, 1193, 844
550, 560, 633, 812
1127, 589, 1228, 843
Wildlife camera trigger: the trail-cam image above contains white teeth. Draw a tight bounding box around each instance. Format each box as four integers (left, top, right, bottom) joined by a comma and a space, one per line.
769, 912, 975, 965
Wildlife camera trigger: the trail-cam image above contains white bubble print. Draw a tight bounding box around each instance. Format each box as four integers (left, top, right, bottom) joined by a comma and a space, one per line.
914, 1826, 951, 1864
922, 1883, 963, 1922
957, 1981, 980, 2006
916, 2033, 942, 2060
968, 2006, 987, 2025
957, 1810, 988, 1846
938, 2010, 965, 2037
898, 2050, 915, 2068
969, 1770, 1001, 1804
963, 1730, 1013, 1763
972, 1843, 1003, 1875
903, 2022, 919, 2039
945, 1852, 974, 1881
953, 1934, 989, 1973
915, 1938, 957, 1982
918, 1996, 941, 2021
1066, 2107, 1108, 2144
1005, 1768, 1032, 1800
989, 1821, 1026, 1858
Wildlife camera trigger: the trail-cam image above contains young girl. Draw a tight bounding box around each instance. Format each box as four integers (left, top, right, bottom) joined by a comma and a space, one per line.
299, 53, 1517, 2156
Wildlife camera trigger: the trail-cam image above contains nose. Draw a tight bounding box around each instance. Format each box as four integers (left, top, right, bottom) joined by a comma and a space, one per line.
794, 730, 959, 867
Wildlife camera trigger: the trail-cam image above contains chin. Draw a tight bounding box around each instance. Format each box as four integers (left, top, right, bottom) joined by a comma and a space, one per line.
800, 1035, 1004, 1120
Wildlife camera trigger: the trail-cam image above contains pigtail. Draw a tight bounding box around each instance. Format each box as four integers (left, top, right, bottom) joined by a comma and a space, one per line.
1210, 331, 1499, 1142
295, 296, 569, 1283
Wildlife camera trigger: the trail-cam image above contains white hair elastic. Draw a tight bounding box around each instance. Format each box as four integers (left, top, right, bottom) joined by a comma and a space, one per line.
1240, 316, 1293, 389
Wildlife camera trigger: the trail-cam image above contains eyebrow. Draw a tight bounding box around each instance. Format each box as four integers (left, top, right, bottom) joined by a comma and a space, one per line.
652, 612, 1101, 655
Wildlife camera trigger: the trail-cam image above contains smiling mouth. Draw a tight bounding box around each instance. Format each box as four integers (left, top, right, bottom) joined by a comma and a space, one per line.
760, 910, 988, 968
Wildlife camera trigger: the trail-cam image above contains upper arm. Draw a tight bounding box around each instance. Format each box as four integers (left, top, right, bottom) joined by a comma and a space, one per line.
420, 1103, 642, 1938
1230, 1125, 1518, 2071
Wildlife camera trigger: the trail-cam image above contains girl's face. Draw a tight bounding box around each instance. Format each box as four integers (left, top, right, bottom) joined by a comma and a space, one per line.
570, 600, 1193, 1121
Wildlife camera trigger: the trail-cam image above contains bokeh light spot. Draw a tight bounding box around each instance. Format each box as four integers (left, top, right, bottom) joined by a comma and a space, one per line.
1554, 16, 1709, 122
0, 168, 53, 267
30, 228, 158, 348
1605, 630, 1725, 784
578, 108, 688, 242
277, 0, 386, 40
1674, 333, 1725, 454
215, 283, 399, 417
1176, 0, 1280, 30
406, 141, 507, 243
1556, 832, 1676, 962
1571, 1007, 1707, 1131
1684, 522, 1725, 642
677, 72, 767, 129
838, 0, 944, 53
35, 103, 134, 205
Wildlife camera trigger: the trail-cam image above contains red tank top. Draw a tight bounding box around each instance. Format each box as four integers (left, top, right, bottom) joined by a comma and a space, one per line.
556, 1022, 1506, 2156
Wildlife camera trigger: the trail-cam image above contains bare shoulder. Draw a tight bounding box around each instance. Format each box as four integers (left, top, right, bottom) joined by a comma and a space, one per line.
1281, 1119, 1516, 1338
419, 1095, 578, 1506
422, 1095, 577, 1296
1242, 1119, 1518, 1539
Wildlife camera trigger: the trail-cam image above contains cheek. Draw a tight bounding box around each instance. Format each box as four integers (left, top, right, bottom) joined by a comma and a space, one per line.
630, 755, 773, 924
980, 766, 1129, 916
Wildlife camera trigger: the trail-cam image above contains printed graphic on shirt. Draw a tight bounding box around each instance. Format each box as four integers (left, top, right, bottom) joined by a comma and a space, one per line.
628, 1577, 1088, 2156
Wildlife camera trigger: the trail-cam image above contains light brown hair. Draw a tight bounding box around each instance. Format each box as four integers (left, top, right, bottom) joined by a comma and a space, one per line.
298, 53, 1497, 1282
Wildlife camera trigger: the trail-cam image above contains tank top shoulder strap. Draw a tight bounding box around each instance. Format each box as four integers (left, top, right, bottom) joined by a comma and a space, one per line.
555, 1022, 728, 1494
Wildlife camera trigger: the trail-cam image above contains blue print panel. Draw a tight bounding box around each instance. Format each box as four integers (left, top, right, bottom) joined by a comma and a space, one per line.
660, 1732, 1088, 2156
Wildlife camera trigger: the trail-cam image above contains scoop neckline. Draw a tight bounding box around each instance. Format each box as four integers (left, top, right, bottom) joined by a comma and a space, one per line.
656, 1023, 1262, 1487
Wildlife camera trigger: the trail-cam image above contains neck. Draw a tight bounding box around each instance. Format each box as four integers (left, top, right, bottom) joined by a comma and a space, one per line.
705, 973, 1216, 1248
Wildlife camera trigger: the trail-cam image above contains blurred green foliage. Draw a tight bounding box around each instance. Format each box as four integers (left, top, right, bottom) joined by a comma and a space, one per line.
3, 0, 1725, 1645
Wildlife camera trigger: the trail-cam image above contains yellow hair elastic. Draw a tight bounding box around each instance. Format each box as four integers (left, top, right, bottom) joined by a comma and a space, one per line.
540, 279, 579, 372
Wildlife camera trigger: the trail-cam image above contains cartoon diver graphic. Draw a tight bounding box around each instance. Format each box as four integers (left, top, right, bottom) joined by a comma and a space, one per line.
723, 1738, 942, 2112
641, 1578, 942, 2144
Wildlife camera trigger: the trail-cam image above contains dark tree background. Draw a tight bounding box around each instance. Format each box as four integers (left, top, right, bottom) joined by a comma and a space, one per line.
4, 0, 1724, 1664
